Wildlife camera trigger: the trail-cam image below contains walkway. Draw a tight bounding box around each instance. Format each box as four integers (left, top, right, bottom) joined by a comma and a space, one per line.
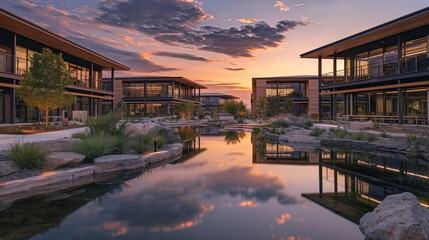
0, 127, 87, 151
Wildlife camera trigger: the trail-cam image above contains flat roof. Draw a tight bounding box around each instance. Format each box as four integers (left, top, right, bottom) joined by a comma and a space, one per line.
253, 75, 318, 80
201, 93, 239, 99
301, 7, 429, 58
0, 8, 129, 70
113, 76, 207, 89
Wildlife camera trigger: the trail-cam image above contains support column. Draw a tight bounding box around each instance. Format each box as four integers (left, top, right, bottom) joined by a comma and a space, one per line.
350, 56, 355, 81
318, 56, 323, 121
333, 52, 337, 84
329, 94, 334, 120
397, 34, 402, 73
11, 33, 16, 124
334, 170, 338, 194
89, 63, 93, 88
318, 165, 323, 196
398, 85, 404, 125
333, 94, 337, 119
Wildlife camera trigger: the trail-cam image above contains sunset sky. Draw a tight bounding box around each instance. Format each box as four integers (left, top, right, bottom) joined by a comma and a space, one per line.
1, 0, 428, 105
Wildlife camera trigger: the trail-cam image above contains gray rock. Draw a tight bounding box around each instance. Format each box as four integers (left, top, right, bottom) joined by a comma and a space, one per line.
360, 192, 429, 240
94, 155, 145, 174
38, 138, 82, 152
0, 161, 20, 177
44, 152, 85, 169
349, 121, 374, 130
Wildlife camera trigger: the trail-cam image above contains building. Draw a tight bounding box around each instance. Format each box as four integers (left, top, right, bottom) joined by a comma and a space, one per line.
200, 93, 239, 115
0, 8, 129, 123
113, 76, 206, 117
301, 7, 429, 124
251, 76, 319, 117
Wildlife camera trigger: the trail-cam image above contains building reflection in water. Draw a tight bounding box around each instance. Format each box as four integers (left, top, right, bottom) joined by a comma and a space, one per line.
173, 126, 206, 164
252, 133, 429, 224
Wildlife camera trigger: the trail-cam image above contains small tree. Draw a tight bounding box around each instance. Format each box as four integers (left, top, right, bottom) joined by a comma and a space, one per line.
266, 95, 293, 117
256, 96, 267, 118
176, 102, 195, 120
17, 48, 74, 127
115, 100, 128, 119
222, 100, 247, 119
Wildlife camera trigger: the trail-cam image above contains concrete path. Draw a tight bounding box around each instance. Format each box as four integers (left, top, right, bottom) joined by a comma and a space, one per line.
0, 127, 87, 151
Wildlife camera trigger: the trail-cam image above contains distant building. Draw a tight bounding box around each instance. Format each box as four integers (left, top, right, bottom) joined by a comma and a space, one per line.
113, 76, 206, 117
251, 76, 319, 118
0, 8, 129, 123
301, 7, 429, 124
201, 93, 239, 114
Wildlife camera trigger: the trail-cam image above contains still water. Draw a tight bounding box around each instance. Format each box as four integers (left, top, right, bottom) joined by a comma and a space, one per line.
1, 132, 429, 240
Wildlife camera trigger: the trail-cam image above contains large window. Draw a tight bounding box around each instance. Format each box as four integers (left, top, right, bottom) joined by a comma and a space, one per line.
405, 88, 427, 116
404, 37, 428, 72
355, 52, 369, 80
123, 83, 145, 98
147, 83, 171, 98
266, 82, 306, 97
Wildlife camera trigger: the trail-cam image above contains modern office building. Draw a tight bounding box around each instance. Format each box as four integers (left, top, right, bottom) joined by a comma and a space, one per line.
301, 7, 429, 124
113, 76, 206, 117
251, 76, 319, 118
200, 93, 239, 114
0, 8, 129, 123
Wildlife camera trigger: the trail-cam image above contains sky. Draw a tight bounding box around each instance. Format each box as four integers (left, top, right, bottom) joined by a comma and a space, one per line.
1, 0, 428, 105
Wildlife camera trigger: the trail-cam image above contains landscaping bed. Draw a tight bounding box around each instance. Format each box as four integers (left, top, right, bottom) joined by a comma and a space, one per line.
0, 123, 82, 135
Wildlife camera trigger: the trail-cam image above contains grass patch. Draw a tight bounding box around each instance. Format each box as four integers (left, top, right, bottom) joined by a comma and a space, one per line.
71, 131, 89, 139
330, 128, 349, 139
71, 134, 121, 162
310, 128, 326, 137
130, 134, 152, 154
7, 141, 48, 169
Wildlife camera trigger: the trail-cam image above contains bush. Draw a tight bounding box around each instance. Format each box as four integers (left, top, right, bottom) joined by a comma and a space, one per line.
112, 134, 128, 154
381, 132, 389, 138
86, 113, 129, 137
310, 128, 326, 137
270, 118, 290, 128
252, 127, 261, 134
7, 141, 48, 169
330, 128, 349, 139
366, 133, 379, 142
71, 134, 120, 162
71, 131, 89, 139
349, 132, 366, 141
131, 134, 152, 154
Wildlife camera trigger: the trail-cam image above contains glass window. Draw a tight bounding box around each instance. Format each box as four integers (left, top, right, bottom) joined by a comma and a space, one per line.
404, 37, 428, 72
15, 46, 27, 75
383, 45, 398, 75
369, 48, 383, 78
405, 88, 427, 116
355, 52, 369, 80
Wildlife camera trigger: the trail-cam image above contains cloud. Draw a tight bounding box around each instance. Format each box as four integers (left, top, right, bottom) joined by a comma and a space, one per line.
152, 51, 210, 62
225, 68, 245, 71
295, 3, 305, 7
274, 1, 290, 12
96, 0, 308, 58
237, 18, 258, 24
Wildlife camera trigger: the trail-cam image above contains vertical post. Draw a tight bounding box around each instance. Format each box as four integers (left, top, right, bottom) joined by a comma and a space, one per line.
398, 85, 404, 125
319, 165, 323, 196
11, 33, 16, 124
318, 56, 323, 121
334, 170, 338, 194
350, 56, 355, 81
329, 94, 334, 120
333, 52, 337, 84
89, 63, 93, 89
397, 34, 402, 73
144, 80, 147, 98
333, 94, 337, 119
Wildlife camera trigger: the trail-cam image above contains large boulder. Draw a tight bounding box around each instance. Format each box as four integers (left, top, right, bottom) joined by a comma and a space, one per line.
0, 161, 20, 177
126, 122, 161, 136
360, 192, 429, 240
94, 155, 145, 174
44, 152, 86, 169
38, 138, 82, 152
349, 120, 374, 130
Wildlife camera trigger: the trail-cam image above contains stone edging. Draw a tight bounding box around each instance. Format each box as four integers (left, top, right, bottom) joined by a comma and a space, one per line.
0, 143, 183, 204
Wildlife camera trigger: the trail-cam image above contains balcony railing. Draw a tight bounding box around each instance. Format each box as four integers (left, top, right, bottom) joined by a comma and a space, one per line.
0, 53, 30, 76
322, 55, 429, 86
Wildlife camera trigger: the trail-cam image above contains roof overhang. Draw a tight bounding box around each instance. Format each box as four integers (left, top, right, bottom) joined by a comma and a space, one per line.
113, 76, 207, 89
0, 8, 129, 70
301, 7, 429, 59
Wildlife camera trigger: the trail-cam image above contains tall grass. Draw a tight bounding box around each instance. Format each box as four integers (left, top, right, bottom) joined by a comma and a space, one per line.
85, 113, 129, 137
131, 134, 152, 154
330, 128, 349, 139
310, 128, 326, 137
71, 134, 121, 162
7, 141, 48, 169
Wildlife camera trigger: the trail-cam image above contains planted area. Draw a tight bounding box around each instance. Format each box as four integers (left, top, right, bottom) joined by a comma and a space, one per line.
7, 142, 48, 169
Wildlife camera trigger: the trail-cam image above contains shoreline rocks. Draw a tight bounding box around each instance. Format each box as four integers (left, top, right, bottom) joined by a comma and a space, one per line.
360, 192, 429, 240
44, 152, 86, 170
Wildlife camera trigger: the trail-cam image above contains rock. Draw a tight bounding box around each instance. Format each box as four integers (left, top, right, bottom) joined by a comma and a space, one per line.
38, 138, 82, 152
164, 128, 181, 144
349, 121, 374, 130
94, 155, 145, 174
126, 122, 161, 135
0, 161, 20, 177
44, 152, 85, 169
360, 192, 429, 240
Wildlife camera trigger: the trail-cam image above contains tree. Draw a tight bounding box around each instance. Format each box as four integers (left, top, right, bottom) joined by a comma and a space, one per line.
115, 100, 128, 119
176, 102, 195, 120
256, 96, 267, 118
17, 48, 74, 127
266, 95, 293, 117
222, 100, 248, 119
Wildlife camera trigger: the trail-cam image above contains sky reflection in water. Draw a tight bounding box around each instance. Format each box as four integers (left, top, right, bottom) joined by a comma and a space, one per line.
26, 134, 363, 240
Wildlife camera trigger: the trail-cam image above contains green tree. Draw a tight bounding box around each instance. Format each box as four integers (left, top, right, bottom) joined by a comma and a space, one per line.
256, 96, 267, 118
266, 95, 293, 117
176, 102, 195, 120
17, 48, 74, 127
222, 100, 248, 119
115, 100, 128, 119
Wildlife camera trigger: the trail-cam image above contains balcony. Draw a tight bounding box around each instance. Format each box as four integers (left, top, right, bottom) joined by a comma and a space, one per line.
321, 56, 429, 87
0, 53, 29, 76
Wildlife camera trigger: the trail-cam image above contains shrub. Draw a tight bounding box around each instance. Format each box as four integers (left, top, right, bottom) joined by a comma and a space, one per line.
349, 132, 366, 141
7, 141, 48, 169
310, 128, 326, 137
366, 133, 379, 142
131, 134, 152, 154
252, 127, 261, 134
330, 128, 349, 139
381, 132, 389, 138
71, 131, 89, 139
270, 118, 290, 128
112, 134, 129, 154
86, 113, 129, 137
71, 134, 119, 162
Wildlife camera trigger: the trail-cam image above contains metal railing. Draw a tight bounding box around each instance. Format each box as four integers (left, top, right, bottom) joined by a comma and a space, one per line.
322, 55, 429, 86
0, 53, 30, 75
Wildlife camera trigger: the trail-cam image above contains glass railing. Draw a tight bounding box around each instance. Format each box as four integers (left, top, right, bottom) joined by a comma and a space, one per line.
0, 53, 29, 75
322, 55, 429, 86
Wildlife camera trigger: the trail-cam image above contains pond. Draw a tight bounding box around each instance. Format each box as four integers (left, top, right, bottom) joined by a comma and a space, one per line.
1, 132, 429, 240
